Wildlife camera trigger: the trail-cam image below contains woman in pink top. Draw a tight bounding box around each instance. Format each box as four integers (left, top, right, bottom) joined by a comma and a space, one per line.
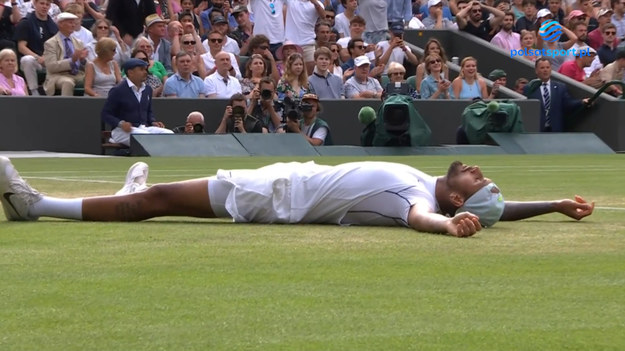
0, 49, 28, 96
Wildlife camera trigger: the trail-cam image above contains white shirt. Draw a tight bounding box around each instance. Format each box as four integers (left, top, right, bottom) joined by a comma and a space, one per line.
376, 40, 410, 74
202, 36, 240, 56
204, 71, 243, 98
337, 37, 376, 61
250, 0, 286, 44
73, 27, 94, 49
126, 77, 147, 102
200, 51, 242, 79
284, 0, 324, 46
334, 13, 351, 37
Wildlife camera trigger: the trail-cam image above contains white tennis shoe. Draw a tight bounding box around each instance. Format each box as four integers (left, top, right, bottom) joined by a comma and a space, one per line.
115, 162, 150, 195
0, 156, 42, 221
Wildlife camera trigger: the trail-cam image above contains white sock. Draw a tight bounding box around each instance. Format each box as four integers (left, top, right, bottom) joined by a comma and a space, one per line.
29, 196, 83, 220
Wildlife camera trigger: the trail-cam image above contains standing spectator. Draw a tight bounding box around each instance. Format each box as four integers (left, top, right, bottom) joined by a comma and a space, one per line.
284, 0, 325, 74
414, 38, 449, 94
344, 55, 383, 99
315, 21, 333, 49
451, 56, 488, 99
285, 93, 333, 145
42, 12, 88, 96
203, 15, 240, 56
249, 0, 285, 55
240, 53, 267, 98
102, 58, 173, 146
524, 57, 589, 132
613, 0, 625, 40
86, 19, 129, 65
230, 5, 253, 56
490, 11, 521, 51
178, 0, 203, 34
420, 53, 453, 99
578, 0, 599, 33
588, 8, 618, 50
64, 3, 93, 46
457, 0, 505, 41
334, 0, 358, 38
324, 6, 336, 28
84, 37, 122, 97
155, 0, 180, 22
359, 0, 388, 44
163, 51, 208, 97
277, 52, 314, 99
215, 93, 265, 133
337, 16, 368, 62
0, 0, 22, 52
536, 21, 576, 70
248, 76, 284, 132
597, 24, 620, 65
510, 0, 524, 20
145, 14, 173, 74
105, 0, 156, 42
387, 0, 413, 25
0, 48, 28, 96
545, 0, 565, 24
308, 46, 344, 99
15, 0, 58, 96
199, 0, 226, 34
73, 0, 104, 30
204, 50, 243, 98
276, 40, 303, 76
133, 37, 168, 96
513, 0, 537, 33
200, 30, 242, 79
376, 22, 419, 74
422, 0, 457, 29
328, 42, 344, 79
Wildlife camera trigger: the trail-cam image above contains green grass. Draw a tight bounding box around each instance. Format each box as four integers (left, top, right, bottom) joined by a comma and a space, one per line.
1, 155, 624, 350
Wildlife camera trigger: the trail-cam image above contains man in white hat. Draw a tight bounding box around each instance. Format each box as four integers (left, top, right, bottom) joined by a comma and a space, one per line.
42, 12, 88, 96
343, 55, 383, 99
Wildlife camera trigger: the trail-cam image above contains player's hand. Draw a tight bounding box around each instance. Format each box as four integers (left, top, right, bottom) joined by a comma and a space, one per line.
447, 212, 482, 237
555, 195, 595, 220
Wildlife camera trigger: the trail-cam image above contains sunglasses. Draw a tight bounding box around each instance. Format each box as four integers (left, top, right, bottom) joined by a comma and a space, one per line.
389, 72, 404, 76
183, 40, 197, 45
605, 31, 616, 35
209, 38, 224, 43
97, 26, 109, 30
428, 59, 441, 64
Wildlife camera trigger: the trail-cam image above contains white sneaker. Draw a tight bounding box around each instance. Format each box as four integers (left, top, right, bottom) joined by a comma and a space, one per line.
115, 162, 150, 195
0, 157, 42, 221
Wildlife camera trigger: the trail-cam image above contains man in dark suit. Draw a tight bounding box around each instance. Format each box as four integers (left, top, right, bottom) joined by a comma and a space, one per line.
101, 58, 173, 146
105, 0, 156, 42
524, 57, 590, 132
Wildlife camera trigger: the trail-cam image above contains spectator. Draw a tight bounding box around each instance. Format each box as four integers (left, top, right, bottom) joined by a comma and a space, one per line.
423, 0, 457, 29
328, 42, 344, 79
490, 11, 521, 51
420, 53, 453, 99
388, 0, 413, 25
545, 0, 565, 24
324, 6, 336, 28
308, 46, 344, 99
589, 9, 619, 50
167, 20, 183, 57
518, 30, 537, 63
144, 14, 173, 74
84, 37, 122, 97
0, 48, 28, 96
64, 3, 93, 46
249, 0, 285, 54
276, 40, 304, 76
15, 0, 58, 96
513, 0, 537, 33
105, 0, 156, 41
414, 38, 449, 94
230, 5, 253, 56
495, 0, 511, 13
101, 58, 174, 146
340, 37, 367, 73
248, 34, 280, 83
599, 48, 625, 96
86, 19, 129, 66
536, 21, 576, 70
133, 37, 167, 96
215, 92, 265, 133
203, 15, 240, 56
335, 0, 357, 38
337, 16, 368, 62
383, 61, 419, 99
172, 33, 207, 77
42, 12, 88, 96
172, 111, 206, 134
566, 21, 604, 76
613, 0, 625, 40
199, 0, 226, 34
452, 56, 488, 99
248, 76, 284, 133
513, 77, 528, 94
359, 0, 388, 44
277, 52, 314, 99
376, 22, 419, 74
200, 30, 242, 79
204, 50, 243, 98
457, 0, 505, 41
421, 0, 454, 20
597, 23, 620, 65
344, 55, 383, 99
578, 0, 599, 33
285, 93, 333, 145
558, 46, 603, 87
0, 0, 22, 52
163, 51, 208, 97
487, 68, 506, 98
315, 21, 333, 49
240, 53, 267, 98
510, 0, 524, 20
178, 0, 203, 34
284, 0, 325, 74
524, 57, 590, 132
155, 0, 180, 22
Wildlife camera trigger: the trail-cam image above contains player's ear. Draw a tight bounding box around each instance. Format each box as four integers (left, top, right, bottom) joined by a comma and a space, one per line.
449, 191, 465, 208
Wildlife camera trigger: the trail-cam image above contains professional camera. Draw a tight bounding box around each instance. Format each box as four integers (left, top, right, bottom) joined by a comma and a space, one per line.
260, 89, 273, 100
192, 123, 204, 133
232, 105, 246, 119
282, 96, 303, 122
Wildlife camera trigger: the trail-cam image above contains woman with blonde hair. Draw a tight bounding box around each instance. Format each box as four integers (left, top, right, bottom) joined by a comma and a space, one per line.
451, 56, 488, 100
276, 53, 314, 99
240, 54, 267, 98
0, 49, 28, 96
87, 19, 129, 65
172, 33, 207, 78
420, 53, 453, 99
415, 38, 449, 94
84, 37, 122, 97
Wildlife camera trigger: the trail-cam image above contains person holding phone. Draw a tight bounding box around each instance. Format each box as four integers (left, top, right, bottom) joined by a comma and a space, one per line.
375, 22, 419, 75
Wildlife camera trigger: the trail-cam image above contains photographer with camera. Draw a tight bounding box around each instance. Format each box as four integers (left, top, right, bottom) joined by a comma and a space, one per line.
215, 93, 265, 134
284, 93, 333, 146
248, 77, 285, 133
172, 111, 207, 134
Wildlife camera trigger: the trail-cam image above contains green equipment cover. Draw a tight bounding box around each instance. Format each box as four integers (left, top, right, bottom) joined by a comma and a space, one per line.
461, 100, 524, 144
368, 94, 432, 146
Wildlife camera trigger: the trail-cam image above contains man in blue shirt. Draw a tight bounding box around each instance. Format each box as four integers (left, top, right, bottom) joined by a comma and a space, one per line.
163, 51, 208, 98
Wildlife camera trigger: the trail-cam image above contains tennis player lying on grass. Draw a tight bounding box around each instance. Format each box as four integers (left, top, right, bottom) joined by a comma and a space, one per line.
0, 157, 594, 237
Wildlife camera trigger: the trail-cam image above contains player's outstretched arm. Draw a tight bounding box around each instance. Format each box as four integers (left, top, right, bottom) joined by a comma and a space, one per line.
408, 205, 482, 237
499, 195, 595, 222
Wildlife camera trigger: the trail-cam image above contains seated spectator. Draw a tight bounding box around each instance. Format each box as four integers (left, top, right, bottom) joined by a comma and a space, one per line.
344, 55, 383, 99
202, 15, 240, 56
514, 77, 528, 94
86, 19, 130, 66
510, 0, 524, 20
495, 0, 512, 13
376, 22, 419, 74
172, 111, 207, 134
457, 0, 505, 41
420, 53, 453, 99
422, 0, 457, 29
277, 53, 314, 99
133, 37, 167, 97
558, 46, 604, 87
514, 0, 537, 33
588, 8, 617, 50
545, 0, 565, 24
178, 0, 203, 34
204, 50, 243, 98
15, 0, 58, 96
248, 34, 280, 83
101, 58, 174, 146
172, 33, 207, 78
0, 0, 21, 52
64, 3, 93, 47
276, 40, 304, 76
285, 93, 333, 145
167, 20, 183, 57
337, 16, 377, 64
84, 37, 122, 97
230, 5, 253, 56
383, 61, 419, 99
490, 12, 521, 51
144, 14, 173, 74
163, 51, 208, 98
215, 93, 265, 133
200, 30, 242, 79
340, 37, 368, 75
415, 38, 449, 94
599, 49, 625, 96
240, 54, 267, 98
315, 21, 333, 49
452, 56, 488, 99
308, 47, 345, 99
518, 30, 537, 63
597, 23, 620, 65
487, 68, 507, 98
328, 42, 344, 79
248, 76, 284, 133
0, 48, 28, 96
334, 0, 358, 38
42, 12, 88, 96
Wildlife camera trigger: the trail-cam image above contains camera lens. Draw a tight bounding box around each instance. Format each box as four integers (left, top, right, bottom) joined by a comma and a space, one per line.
193, 124, 204, 133
261, 89, 273, 100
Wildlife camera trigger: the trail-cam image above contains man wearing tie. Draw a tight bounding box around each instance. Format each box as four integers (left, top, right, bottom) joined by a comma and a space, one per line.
101, 58, 173, 146
524, 57, 591, 132
42, 12, 88, 96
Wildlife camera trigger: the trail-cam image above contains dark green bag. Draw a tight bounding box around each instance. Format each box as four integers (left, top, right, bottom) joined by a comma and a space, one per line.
370, 94, 432, 146
461, 100, 524, 144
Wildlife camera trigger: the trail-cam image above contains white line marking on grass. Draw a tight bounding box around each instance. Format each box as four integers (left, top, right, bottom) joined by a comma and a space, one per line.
26, 176, 123, 184
596, 206, 625, 211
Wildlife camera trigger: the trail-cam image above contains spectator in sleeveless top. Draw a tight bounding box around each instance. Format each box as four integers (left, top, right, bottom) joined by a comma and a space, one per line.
84, 37, 122, 97
452, 56, 488, 99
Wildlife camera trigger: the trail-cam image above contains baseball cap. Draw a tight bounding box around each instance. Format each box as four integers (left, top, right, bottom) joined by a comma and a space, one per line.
56, 12, 78, 22
428, 0, 442, 8
145, 14, 165, 28
232, 5, 249, 15
354, 55, 371, 67
488, 69, 507, 80
123, 58, 148, 72
597, 8, 613, 17
457, 182, 505, 227
536, 8, 553, 19
212, 15, 228, 25
389, 22, 404, 34
576, 45, 597, 56
567, 10, 586, 20
302, 93, 319, 102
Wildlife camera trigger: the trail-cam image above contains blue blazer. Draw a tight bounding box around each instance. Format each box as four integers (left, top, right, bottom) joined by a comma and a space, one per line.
101, 81, 155, 129
524, 80, 583, 132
